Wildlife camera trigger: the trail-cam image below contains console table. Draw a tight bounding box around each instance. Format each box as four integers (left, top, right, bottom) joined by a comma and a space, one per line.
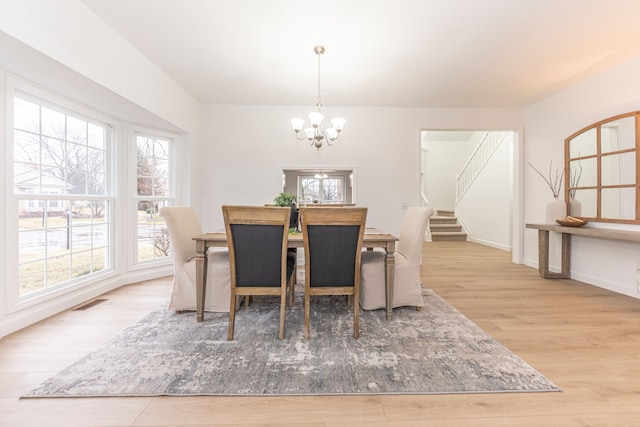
526, 223, 640, 278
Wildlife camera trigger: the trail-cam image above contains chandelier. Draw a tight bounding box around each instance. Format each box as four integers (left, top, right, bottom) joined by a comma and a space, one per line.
290, 46, 345, 150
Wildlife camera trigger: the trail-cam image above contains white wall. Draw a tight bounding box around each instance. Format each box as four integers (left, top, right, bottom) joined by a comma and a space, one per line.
200, 105, 522, 237
422, 139, 470, 211
456, 133, 513, 250
523, 56, 640, 298
0, 0, 202, 209
0, 0, 203, 336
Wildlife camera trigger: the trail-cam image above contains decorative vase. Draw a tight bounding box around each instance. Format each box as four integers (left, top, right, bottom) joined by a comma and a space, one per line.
546, 197, 566, 223
568, 198, 582, 217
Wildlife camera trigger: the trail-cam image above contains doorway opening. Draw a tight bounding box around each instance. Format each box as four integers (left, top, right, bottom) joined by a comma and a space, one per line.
420, 129, 517, 255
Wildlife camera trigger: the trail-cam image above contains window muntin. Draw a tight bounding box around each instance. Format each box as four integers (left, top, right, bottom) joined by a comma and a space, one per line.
299, 175, 345, 204
134, 134, 173, 263
565, 111, 639, 223
13, 95, 112, 298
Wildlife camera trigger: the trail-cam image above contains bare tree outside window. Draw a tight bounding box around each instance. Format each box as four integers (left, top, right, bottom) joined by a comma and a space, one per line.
135, 134, 172, 263
13, 96, 111, 297
299, 176, 345, 204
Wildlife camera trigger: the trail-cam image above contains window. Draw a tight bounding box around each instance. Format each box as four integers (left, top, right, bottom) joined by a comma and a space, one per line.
299, 175, 345, 204
134, 133, 174, 263
13, 95, 112, 298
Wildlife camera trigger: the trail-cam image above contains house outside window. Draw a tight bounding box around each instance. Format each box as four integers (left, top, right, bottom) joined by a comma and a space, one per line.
12, 94, 112, 299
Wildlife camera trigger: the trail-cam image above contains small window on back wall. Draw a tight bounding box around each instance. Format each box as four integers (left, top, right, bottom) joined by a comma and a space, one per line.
299, 175, 345, 205
134, 133, 174, 263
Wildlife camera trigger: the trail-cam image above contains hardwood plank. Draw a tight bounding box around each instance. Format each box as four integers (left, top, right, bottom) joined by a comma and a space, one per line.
2, 241, 640, 426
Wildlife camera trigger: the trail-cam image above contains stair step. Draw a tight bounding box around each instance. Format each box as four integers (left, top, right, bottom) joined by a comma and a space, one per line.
430, 224, 462, 232
430, 216, 458, 224
436, 210, 455, 217
431, 231, 467, 241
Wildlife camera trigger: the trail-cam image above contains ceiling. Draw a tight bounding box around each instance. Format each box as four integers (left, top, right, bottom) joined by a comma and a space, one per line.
81, 0, 640, 109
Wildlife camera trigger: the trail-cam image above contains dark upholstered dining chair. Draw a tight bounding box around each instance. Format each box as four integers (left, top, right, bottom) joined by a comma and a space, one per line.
223, 206, 296, 340
299, 207, 367, 339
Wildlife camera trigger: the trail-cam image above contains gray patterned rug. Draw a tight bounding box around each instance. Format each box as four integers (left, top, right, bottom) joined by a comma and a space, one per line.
24, 287, 560, 397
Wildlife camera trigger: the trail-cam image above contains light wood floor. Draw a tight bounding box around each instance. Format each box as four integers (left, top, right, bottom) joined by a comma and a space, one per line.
2, 241, 640, 426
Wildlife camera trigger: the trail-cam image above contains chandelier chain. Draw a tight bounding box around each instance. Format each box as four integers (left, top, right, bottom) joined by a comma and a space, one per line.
316, 49, 323, 112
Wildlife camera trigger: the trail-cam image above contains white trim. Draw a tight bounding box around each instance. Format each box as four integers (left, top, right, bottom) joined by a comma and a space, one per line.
0, 70, 8, 325
5, 76, 119, 313
0, 267, 173, 338
280, 164, 358, 205
0, 73, 183, 338
511, 128, 525, 264
418, 125, 524, 264
128, 125, 178, 269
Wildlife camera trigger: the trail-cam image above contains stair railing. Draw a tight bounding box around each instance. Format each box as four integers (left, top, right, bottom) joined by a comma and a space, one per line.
420, 191, 430, 207
455, 131, 508, 203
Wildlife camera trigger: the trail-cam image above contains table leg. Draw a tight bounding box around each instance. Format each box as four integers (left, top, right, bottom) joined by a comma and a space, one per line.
537, 229, 571, 279
385, 241, 396, 319
195, 240, 208, 322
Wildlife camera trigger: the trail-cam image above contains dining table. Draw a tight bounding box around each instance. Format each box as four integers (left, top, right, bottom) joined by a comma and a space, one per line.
193, 228, 399, 321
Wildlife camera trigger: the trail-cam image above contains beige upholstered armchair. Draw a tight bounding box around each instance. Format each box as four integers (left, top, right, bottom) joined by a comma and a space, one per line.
159, 206, 232, 312
360, 207, 434, 310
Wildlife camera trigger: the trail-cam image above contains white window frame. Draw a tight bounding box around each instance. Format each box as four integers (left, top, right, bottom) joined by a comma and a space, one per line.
129, 127, 176, 269
4, 77, 117, 313
298, 174, 346, 205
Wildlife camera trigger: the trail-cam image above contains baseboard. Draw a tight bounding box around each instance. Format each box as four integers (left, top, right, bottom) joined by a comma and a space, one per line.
0, 277, 122, 338
570, 271, 640, 299
0, 266, 174, 339
522, 257, 640, 300
469, 237, 512, 252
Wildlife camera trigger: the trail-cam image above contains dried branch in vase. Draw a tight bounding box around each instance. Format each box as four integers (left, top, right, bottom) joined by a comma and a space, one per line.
529, 161, 563, 198
569, 159, 583, 199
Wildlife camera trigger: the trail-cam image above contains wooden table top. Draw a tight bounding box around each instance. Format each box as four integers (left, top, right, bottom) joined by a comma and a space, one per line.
194, 228, 398, 248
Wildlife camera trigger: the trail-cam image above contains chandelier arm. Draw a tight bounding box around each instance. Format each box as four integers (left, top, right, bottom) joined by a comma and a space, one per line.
322, 130, 336, 146
294, 131, 308, 141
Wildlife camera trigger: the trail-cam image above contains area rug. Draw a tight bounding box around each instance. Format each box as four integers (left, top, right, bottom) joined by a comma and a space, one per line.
23, 286, 560, 397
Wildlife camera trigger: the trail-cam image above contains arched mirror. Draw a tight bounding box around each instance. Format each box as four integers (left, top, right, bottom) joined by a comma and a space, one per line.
565, 111, 639, 224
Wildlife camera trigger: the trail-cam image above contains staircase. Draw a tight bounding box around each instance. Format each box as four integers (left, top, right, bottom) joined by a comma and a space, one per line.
430, 210, 467, 242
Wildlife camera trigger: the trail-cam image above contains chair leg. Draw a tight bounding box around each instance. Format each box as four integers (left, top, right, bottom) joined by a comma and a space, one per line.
278, 291, 286, 340
227, 292, 237, 340
288, 269, 295, 306
288, 285, 294, 306
354, 294, 360, 339
304, 292, 311, 339
416, 306, 422, 311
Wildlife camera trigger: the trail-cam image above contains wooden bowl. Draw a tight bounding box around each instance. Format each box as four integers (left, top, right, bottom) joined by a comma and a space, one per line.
556, 218, 588, 227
